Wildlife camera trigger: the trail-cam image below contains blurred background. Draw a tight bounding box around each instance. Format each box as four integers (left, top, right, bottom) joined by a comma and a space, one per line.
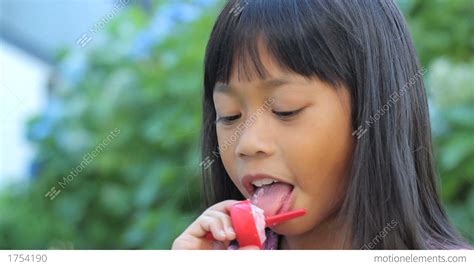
0, 0, 472, 249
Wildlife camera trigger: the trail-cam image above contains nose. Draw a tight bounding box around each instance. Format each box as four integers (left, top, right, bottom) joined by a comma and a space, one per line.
234, 114, 275, 159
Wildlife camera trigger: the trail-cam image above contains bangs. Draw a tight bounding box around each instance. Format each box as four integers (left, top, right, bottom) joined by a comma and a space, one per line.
204, 0, 354, 89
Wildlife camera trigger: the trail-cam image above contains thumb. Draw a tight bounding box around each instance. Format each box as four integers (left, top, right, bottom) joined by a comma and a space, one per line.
239, 245, 261, 250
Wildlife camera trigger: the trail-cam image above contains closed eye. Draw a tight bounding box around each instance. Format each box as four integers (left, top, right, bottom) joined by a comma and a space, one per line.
272, 108, 304, 119
215, 114, 241, 125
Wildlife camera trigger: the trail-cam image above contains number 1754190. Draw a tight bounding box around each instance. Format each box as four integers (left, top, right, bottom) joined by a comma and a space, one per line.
8, 254, 47, 263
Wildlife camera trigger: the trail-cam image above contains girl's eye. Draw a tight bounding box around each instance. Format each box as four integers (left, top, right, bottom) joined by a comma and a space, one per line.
273, 108, 304, 120
216, 114, 241, 125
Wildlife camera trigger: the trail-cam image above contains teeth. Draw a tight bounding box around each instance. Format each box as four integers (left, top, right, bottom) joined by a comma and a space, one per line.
251, 178, 279, 188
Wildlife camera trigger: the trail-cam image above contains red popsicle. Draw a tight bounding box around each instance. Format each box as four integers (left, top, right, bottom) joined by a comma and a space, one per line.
204, 200, 306, 249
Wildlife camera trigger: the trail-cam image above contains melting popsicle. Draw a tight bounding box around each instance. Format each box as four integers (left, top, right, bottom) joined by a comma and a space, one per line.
205, 199, 306, 249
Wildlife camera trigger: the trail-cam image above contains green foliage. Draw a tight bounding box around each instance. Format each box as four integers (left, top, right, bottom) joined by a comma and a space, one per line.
398, 0, 474, 66
427, 59, 474, 243
0, 2, 218, 249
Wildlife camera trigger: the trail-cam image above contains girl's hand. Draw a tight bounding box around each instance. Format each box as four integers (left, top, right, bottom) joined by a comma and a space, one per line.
171, 200, 260, 250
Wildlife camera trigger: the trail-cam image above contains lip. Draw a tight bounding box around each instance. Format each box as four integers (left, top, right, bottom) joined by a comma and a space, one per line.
241, 173, 294, 196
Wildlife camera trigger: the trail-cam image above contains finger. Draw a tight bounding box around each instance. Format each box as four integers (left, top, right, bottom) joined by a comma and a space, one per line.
194, 215, 227, 241
207, 200, 240, 214
199, 216, 233, 249
205, 210, 236, 241
182, 200, 241, 239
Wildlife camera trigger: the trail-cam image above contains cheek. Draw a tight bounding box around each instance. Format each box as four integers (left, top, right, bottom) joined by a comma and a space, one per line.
216, 128, 243, 190
295, 122, 353, 194
216, 128, 234, 167
283, 101, 354, 220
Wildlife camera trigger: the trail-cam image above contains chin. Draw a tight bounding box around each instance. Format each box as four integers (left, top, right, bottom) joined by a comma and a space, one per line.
270, 218, 314, 236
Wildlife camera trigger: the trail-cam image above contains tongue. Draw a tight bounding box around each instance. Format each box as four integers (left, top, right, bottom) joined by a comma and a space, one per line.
250, 183, 293, 216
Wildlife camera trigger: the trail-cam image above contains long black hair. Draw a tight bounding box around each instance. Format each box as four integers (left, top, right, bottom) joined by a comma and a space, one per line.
201, 0, 470, 249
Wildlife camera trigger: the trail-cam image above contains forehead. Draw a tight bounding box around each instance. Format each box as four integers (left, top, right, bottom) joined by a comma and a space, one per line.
213, 42, 296, 92
231, 37, 292, 79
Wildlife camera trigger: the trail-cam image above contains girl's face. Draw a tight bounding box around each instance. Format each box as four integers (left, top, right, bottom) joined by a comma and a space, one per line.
212, 48, 355, 236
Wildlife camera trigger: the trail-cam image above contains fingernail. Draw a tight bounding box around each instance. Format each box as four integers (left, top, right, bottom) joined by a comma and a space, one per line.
228, 227, 235, 235
219, 230, 226, 237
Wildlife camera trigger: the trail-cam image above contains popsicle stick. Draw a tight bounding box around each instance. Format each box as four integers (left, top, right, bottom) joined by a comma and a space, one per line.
265, 208, 307, 227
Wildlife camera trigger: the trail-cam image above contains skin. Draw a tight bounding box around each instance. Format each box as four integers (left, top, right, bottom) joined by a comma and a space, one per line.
173, 47, 355, 249
172, 200, 260, 250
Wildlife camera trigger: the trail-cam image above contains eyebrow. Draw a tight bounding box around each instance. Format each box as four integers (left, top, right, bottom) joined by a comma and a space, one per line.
213, 78, 290, 93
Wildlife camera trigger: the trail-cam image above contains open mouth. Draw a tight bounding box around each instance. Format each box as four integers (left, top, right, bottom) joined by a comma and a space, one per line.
242, 174, 295, 216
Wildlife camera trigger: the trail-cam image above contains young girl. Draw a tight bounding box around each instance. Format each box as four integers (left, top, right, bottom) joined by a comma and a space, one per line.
172, 0, 470, 249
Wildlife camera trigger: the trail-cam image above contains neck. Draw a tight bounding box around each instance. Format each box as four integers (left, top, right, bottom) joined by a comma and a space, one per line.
280, 211, 351, 249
